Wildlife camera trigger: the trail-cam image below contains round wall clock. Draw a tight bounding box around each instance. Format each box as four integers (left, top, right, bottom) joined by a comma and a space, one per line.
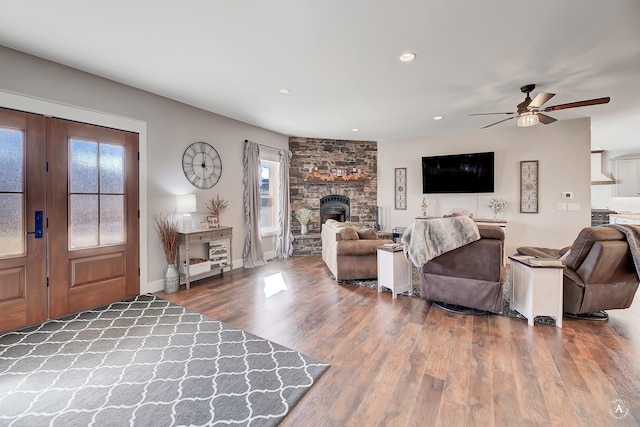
182, 142, 222, 189
395, 167, 407, 210
520, 160, 539, 213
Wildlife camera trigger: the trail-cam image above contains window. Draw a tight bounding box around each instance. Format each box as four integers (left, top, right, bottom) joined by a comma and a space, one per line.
260, 159, 279, 236
0, 127, 25, 257
69, 138, 125, 249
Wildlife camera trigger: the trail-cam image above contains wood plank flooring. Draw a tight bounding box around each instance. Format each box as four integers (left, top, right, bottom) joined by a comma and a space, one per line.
159, 256, 640, 426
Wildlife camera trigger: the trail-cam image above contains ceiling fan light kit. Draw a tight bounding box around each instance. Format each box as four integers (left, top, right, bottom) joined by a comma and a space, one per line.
472, 84, 610, 129
517, 112, 539, 127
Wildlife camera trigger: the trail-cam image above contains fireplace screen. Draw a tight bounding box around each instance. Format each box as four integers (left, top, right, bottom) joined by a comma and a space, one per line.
320, 195, 350, 225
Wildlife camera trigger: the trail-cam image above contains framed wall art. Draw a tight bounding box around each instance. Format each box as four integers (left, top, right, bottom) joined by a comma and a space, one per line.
394, 167, 407, 210
520, 160, 539, 213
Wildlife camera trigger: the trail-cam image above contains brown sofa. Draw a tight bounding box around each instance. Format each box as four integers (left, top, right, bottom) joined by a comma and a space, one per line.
517, 226, 639, 316
321, 219, 394, 281
420, 225, 506, 312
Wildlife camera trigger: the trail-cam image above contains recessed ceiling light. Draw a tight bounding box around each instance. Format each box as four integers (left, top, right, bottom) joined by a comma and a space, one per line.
277, 88, 290, 95
399, 52, 416, 62
433, 116, 443, 120
351, 128, 360, 132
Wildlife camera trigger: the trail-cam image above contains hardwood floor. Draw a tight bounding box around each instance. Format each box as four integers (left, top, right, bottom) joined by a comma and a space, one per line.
159, 256, 640, 426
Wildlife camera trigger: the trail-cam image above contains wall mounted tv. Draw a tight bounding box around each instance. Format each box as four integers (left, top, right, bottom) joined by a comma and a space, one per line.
422, 151, 494, 194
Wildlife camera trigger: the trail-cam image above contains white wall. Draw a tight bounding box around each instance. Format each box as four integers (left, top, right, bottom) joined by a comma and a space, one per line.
591, 149, 640, 212
0, 46, 288, 292
378, 118, 592, 256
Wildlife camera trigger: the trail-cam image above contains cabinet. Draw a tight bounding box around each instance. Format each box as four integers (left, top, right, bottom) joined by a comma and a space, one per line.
508, 256, 564, 328
377, 246, 412, 298
178, 226, 232, 289
609, 214, 640, 225
612, 158, 640, 197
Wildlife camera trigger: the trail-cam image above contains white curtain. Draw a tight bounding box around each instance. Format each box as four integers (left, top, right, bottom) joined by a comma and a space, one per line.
275, 149, 293, 258
242, 140, 266, 268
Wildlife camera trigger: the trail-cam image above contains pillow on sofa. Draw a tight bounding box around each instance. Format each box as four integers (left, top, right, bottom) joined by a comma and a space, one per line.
340, 227, 360, 240
357, 227, 378, 240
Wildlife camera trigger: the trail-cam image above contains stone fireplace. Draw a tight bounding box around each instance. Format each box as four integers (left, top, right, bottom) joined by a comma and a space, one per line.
320, 195, 350, 225
289, 137, 379, 255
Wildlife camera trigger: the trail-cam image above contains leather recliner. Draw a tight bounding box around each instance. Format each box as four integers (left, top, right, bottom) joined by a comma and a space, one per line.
420, 225, 506, 313
517, 227, 639, 316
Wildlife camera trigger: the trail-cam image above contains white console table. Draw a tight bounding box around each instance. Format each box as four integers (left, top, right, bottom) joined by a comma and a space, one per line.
415, 216, 507, 229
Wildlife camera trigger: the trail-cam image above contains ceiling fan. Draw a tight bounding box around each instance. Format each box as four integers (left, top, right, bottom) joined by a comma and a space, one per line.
470, 84, 610, 129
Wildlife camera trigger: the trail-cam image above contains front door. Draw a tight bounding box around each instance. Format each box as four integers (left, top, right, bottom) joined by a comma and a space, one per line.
0, 109, 47, 332
0, 109, 139, 332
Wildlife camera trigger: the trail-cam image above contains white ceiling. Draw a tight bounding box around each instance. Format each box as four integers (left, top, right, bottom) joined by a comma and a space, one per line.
1, 0, 639, 151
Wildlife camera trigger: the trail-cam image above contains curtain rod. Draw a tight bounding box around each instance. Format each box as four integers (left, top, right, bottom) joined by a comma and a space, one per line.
244, 139, 283, 151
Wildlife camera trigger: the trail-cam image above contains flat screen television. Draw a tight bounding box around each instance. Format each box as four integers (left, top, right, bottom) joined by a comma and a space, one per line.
422, 151, 494, 194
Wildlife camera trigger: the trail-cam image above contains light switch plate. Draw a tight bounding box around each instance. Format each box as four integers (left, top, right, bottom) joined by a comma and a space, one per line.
558, 203, 567, 211
568, 203, 580, 211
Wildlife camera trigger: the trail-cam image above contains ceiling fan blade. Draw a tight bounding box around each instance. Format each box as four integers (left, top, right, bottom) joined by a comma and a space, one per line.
529, 92, 555, 108
481, 117, 514, 129
469, 112, 515, 116
537, 113, 557, 125
544, 97, 611, 111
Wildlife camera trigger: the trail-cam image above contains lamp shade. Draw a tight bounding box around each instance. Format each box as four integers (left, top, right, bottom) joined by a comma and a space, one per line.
176, 194, 197, 213
517, 113, 539, 127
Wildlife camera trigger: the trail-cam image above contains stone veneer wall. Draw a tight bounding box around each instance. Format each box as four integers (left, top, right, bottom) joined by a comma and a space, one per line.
289, 137, 379, 235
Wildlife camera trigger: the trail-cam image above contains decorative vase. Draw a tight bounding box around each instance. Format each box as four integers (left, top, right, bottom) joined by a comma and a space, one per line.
301, 223, 308, 235
207, 215, 219, 228
164, 264, 180, 294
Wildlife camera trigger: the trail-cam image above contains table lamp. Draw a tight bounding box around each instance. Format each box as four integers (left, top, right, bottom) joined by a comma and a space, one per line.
176, 194, 197, 231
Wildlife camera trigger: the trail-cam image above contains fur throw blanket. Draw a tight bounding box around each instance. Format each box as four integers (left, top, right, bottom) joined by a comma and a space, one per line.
401, 216, 480, 268
604, 224, 640, 278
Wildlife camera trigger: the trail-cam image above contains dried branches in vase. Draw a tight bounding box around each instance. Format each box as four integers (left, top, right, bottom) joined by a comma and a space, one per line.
205, 194, 230, 228
153, 212, 180, 265
205, 195, 230, 217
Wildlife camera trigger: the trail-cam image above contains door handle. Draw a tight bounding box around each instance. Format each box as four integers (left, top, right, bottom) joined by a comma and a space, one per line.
26, 210, 44, 239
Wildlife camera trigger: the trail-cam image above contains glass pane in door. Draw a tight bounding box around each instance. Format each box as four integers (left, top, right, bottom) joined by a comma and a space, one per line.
0, 194, 24, 257
100, 194, 124, 245
100, 143, 124, 193
70, 139, 98, 194
69, 194, 99, 249
0, 128, 25, 257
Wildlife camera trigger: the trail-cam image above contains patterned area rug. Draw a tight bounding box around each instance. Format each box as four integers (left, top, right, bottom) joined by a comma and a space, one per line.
0, 295, 329, 427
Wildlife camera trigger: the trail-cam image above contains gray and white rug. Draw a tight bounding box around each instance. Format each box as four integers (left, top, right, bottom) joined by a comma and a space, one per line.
0, 295, 329, 427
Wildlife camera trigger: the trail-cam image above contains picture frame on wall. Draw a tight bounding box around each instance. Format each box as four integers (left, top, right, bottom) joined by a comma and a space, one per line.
520, 160, 539, 213
394, 167, 407, 210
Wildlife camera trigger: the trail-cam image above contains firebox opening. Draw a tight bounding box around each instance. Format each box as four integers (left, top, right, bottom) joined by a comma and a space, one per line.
320, 195, 350, 227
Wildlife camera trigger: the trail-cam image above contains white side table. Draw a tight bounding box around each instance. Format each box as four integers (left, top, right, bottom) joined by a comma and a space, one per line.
377, 246, 411, 299
508, 256, 565, 328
